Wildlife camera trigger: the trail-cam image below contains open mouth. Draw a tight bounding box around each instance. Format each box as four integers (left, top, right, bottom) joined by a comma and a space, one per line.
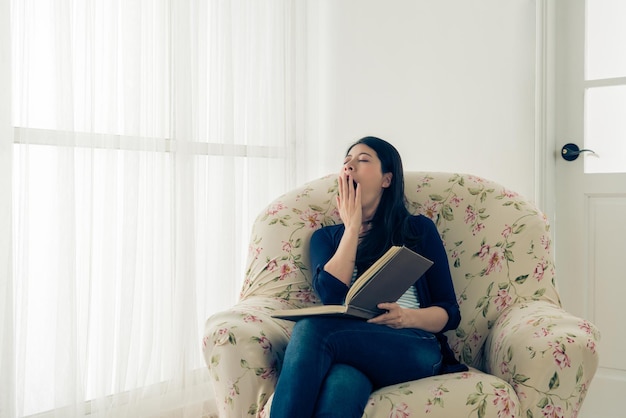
353, 181, 358, 189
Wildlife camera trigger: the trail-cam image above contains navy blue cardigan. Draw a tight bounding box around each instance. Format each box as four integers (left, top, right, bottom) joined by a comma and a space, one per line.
309, 214, 467, 373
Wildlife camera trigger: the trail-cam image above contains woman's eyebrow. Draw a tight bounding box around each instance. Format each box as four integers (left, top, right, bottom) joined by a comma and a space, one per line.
345, 152, 373, 159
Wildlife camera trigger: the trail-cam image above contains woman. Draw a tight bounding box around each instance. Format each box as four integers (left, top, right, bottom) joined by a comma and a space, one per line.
270, 137, 465, 418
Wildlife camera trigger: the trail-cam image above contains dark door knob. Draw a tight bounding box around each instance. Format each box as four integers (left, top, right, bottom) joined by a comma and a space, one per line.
561, 143, 597, 161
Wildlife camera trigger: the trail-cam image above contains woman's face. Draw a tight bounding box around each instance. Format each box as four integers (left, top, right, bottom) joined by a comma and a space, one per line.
342, 143, 392, 211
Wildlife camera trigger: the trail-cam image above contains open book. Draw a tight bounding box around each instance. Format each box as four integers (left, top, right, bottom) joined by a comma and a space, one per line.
272, 246, 433, 320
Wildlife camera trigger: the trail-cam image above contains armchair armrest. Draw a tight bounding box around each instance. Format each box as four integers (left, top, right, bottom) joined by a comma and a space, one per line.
202, 297, 294, 417
484, 300, 600, 418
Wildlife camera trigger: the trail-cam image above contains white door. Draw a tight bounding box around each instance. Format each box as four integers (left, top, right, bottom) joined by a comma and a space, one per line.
554, 1, 626, 417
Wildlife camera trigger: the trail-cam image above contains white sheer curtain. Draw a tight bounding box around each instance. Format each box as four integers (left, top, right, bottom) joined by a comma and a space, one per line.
3, 0, 305, 417
1, 0, 15, 416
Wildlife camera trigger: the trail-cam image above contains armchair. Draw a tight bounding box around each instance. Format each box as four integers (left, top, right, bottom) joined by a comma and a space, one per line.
203, 172, 599, 417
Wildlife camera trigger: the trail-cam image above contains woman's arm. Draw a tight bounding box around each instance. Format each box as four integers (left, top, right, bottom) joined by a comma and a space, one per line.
321, 226, 359, 287
310, 228, 350, 304
416, 216, 461, 332
322, 172, 362, 286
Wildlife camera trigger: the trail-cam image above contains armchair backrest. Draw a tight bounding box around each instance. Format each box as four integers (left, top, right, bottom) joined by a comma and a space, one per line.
239, 172, 561, 367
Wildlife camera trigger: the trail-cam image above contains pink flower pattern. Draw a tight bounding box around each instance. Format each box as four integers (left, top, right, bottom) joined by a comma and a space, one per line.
422, 200, 443, 220
472, 222, 485, 236
578, 320, 594, 335
541, 234, 551, 250
533, 258, 549, 281
500, 188, 518, 199
295, 288, 316, 304
500, 360, 510, 375
586, 339, 597, 354
243, 314, 262, 323
540, 403, 565, 418
464, 205, 477, 224
281, 240, 292, 252
494, 288, 513, 312
266, 202, 286, 215
278, 261, 297, 281
533, 327, 552, 338
548, 341, 571, 369
259, 360, 277, 380
485, 247, 505, 275
256, 335, 272, 354
492, 387, 516, 417
266, 258, 278, 272
450, 194, 463, 207
300, 208, 322, 229
478, 244, 490, 260
249, 244, 261, 257
389, 402, 411, 418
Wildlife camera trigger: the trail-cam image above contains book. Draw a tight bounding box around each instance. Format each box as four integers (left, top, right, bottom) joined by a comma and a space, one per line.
272, 245, 433, 321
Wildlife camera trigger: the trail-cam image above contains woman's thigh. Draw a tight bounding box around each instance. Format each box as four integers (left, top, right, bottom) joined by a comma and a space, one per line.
290, 317, 442, 388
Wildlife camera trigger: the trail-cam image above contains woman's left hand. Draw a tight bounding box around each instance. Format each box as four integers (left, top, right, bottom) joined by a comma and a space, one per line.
368, 303, 449, 332
367, 302, 410, 329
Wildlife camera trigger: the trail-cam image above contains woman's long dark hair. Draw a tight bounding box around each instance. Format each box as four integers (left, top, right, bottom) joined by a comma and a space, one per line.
347, 136, 420, 272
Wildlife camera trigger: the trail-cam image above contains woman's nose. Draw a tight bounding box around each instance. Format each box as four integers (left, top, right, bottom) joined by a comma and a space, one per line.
344, 163, 354, 172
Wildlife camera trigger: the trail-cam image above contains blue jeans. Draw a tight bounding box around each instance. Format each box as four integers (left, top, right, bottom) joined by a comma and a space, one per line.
270, 317, 442, 418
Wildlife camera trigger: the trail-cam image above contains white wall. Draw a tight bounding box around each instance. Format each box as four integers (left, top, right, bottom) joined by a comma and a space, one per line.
305, 0, 539, 202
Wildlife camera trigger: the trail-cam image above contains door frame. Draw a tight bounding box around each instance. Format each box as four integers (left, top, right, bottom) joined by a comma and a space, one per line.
534, 0, 556, 231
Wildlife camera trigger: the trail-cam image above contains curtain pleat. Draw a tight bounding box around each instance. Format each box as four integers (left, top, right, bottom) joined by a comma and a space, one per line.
1, 0, 15, 416
3, 0, 305, 416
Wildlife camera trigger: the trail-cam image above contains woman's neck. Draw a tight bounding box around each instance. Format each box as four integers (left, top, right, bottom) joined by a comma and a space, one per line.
358, 221, 372, 238
361, 208, 376, 224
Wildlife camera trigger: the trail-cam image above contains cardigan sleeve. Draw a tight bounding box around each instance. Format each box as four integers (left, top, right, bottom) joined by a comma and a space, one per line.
309, 226, 350, 305
411, 215, 461, 333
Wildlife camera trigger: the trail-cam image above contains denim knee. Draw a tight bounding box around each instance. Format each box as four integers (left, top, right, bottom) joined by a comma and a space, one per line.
315, 364, 371, 418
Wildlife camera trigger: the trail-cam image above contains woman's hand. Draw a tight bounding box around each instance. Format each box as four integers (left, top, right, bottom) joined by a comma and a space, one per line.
322, 171, 362, 286
368, 303, 449, 332
367, 303, 409, 329
336, 171, 362, 232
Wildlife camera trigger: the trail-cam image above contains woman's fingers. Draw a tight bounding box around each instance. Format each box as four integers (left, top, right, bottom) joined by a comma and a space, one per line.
337, 172, 362, 230
368, 303, 405, 328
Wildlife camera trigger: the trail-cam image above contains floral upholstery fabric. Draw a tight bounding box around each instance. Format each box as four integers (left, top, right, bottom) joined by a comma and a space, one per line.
202, 172, 600, 418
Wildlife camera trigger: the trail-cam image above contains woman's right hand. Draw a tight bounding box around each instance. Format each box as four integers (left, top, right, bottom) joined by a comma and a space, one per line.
322, 171, 362, 286
336, 170, 362, 233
